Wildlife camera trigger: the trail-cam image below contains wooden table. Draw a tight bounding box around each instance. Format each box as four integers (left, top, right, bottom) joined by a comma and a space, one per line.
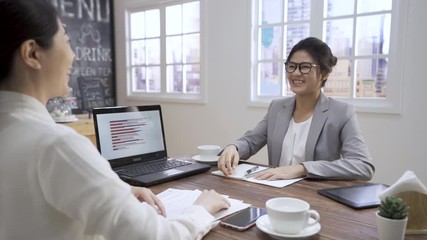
149, 170, 425, 240
61, 114, 97, 146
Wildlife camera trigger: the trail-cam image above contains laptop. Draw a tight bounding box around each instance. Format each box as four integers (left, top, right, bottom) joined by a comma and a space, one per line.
317, 183, 389, 209
92, 105, 211, 186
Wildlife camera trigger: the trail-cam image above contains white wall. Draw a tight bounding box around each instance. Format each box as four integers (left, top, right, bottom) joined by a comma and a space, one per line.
114, 0, 427, 185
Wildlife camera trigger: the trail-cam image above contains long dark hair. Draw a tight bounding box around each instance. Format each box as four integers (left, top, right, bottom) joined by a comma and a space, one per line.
0, 0, 59, 82
286, 37, 337, 86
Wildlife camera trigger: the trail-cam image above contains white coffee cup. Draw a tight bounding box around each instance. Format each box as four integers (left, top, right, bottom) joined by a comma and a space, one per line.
197, 145, 221, 161
266, 197, 320, 235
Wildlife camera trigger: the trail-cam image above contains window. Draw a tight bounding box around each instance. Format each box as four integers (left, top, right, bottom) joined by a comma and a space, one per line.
252, 0, 406, 113
127, 1, 202, 102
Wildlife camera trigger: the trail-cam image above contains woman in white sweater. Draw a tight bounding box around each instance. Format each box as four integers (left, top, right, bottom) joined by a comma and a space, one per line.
0, 0, 230, 239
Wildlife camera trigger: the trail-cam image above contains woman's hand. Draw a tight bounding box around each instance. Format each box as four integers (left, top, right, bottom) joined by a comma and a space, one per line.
217, 145, 240, 177
194, 189, 230, 214
255, 164, 307, 180
131, 186, 166, 217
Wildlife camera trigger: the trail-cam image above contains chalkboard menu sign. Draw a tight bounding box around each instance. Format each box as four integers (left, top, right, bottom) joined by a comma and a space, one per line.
51, 0, 115, 112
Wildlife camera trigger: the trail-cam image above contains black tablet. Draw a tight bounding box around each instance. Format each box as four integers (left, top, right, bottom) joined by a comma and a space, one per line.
317, 183, 389, 209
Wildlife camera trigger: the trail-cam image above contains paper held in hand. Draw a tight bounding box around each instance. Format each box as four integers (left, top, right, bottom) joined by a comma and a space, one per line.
211, 163, 303, 188
157, 188, 251, 221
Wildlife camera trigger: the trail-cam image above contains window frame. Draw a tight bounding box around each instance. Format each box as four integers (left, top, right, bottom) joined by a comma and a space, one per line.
124, 0, 206, 104
250, 0, 407, 114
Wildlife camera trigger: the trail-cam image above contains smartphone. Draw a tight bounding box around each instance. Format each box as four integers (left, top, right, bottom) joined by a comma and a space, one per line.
220, 206, 267, 231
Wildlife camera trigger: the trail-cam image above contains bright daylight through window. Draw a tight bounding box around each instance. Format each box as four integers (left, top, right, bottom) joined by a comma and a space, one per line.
128, 1, 201, 98
253, 0, 403, 113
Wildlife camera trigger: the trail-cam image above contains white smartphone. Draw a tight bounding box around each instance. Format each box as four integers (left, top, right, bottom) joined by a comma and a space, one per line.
220, 206, 267, 231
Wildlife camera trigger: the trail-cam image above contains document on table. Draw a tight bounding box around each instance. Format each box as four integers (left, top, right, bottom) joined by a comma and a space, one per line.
211, 163, 303, 188
157, 188, 251, 220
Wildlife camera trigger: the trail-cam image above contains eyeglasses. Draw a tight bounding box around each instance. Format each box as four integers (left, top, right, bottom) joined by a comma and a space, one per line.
284, 62, 320, 74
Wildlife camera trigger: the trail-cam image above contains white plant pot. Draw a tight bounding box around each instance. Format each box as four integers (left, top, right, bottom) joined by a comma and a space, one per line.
376, 211, 408, 240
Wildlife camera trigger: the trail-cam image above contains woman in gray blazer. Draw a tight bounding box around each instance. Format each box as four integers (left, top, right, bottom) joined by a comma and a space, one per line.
218, 37, 374, 181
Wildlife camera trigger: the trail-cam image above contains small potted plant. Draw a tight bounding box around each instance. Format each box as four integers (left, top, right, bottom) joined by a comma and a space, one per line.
376, 195, 409, 240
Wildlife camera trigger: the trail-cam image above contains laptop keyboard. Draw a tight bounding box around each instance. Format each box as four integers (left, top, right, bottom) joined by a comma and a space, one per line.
119, 159, 193, 177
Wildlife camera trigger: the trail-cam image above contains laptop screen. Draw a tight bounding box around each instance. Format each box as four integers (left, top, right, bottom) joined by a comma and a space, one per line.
93, 105, 168, 167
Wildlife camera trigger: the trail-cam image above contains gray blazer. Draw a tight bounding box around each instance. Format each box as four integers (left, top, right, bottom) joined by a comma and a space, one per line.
233, 93, 375, 180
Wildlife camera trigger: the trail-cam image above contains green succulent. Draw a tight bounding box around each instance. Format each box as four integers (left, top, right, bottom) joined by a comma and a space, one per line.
378, 196, 409, 220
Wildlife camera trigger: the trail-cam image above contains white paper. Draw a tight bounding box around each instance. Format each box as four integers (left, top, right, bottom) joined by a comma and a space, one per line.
245, 177, 303, 188
211, 163, 270, 180
211, 163, 303, 188
157, 188, 250, 221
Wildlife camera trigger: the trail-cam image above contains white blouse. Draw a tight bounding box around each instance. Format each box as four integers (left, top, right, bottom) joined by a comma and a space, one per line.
0, 91, 215, 240
279, 116, 313, 166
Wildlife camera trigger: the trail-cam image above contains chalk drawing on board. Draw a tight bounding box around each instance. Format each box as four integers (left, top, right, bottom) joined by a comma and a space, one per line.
77, 77, 106, 112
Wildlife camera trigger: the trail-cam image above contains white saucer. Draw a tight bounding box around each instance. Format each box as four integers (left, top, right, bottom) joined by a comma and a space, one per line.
256, 215, 321, 239
53, 115, 78, 123
192, 155, 218, 163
